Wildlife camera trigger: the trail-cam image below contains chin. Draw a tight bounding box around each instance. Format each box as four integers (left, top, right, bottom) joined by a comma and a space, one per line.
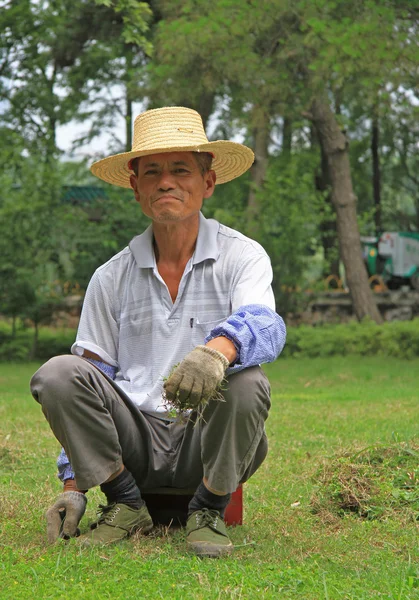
153, 210, 184, 222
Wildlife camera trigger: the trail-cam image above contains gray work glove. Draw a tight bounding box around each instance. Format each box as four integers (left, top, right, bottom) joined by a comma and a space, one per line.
163, 345, 230, 410
45, 491, 87, 544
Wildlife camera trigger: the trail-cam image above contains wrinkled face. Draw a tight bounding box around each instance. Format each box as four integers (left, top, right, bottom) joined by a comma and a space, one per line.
129, 151, 216, 223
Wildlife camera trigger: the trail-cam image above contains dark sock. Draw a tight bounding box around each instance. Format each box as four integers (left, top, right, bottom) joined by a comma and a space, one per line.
100, 468, 143, 509
188, 481, 231, 518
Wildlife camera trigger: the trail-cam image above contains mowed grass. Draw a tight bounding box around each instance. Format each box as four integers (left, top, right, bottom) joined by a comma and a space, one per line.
0, 357, 418, 599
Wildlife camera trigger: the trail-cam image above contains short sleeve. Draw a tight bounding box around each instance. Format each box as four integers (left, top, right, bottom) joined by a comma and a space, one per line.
71, 270, 119, 367
231, 250, 275, 312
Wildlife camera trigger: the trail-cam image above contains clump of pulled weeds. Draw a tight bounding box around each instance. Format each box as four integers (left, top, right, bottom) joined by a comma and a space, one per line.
161, 388, 226, 424
311, 441, 419, 523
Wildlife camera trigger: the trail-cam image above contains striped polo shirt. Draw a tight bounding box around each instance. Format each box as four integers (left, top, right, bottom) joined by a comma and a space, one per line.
72, 212, 280, 416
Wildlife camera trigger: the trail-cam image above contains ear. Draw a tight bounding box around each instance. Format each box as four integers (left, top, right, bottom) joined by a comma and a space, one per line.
129, 174, 141, 203
203, 170, 216, 199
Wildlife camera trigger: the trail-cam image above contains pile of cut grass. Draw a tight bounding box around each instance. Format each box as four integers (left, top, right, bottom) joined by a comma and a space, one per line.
311, 441, 419, 522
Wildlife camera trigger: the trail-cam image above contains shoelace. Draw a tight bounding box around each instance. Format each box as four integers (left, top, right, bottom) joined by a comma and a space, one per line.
195, 508, 221, 529
96, 503, 119, 524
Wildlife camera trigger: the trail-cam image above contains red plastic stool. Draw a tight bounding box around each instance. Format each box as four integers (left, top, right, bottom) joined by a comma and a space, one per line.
142, 484, 243, 527
224, 484, 243, 525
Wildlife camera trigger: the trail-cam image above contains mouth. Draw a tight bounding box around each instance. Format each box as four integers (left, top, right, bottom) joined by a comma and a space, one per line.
153, 195, 183, 203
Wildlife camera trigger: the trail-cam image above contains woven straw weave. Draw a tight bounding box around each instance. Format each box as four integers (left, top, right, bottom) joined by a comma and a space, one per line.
91, 107, 254, 188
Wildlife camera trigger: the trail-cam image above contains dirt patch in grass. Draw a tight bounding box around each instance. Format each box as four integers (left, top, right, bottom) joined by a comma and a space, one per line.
311, 441, 419, 523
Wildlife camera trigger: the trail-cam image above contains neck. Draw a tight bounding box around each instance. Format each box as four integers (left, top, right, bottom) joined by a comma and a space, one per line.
152, 213, 200, 266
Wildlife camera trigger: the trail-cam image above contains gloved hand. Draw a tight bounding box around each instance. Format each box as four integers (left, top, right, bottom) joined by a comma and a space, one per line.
45, 491, 87, 544
163, 345, 230, 410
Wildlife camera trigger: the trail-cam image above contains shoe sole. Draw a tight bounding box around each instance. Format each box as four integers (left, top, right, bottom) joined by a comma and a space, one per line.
187, 540, 234, 558
80, 521, 154, 547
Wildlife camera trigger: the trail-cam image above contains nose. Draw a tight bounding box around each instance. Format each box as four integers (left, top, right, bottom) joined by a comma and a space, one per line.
157, 169, 176, 191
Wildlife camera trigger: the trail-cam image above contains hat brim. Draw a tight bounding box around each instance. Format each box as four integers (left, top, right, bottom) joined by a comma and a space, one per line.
90, 140, 254, 188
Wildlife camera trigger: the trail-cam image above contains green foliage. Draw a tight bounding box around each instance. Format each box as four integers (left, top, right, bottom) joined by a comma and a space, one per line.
0, 0, 153, 161
255, 153, 323, 312
0, 337, 30, 362
1, 0, 419, 325
151, 0, 419, 286
32, 327, 77, 361
0, 151, 149, 330
284, 318, 419, 359
3, 316, 419, 363
203, 150, 324, 313
0, 322, 75, 362
94, 0, 152, 51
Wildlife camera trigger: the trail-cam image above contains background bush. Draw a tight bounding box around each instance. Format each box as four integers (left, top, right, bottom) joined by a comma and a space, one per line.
0, 322, 75, 362
1, 319, 419, 362
283, 318, 419, 359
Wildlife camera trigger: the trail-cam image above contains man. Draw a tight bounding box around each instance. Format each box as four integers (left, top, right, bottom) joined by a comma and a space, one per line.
30, 106, 286, 557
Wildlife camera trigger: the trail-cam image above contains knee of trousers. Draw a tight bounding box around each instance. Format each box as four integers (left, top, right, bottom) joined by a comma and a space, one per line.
30, 354, 88, 411
222, 366, 271, 419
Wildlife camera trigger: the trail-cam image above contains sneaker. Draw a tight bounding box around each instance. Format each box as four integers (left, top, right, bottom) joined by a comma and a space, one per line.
186, 508, 233, 558
80, 502, 153, 546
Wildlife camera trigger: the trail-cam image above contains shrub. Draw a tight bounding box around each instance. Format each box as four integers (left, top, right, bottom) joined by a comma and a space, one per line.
1, 317, 419, 362
0, 322, 75, 361
35, 328, 76, 360
0, 338, 31, 361
283, 318, 419, 359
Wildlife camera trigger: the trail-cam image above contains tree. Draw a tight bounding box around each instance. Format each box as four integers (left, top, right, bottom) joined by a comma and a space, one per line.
152, 0, 418, 323
0, 0, 154, 335
2, 0, 418, 327
379, 90, 419, 231
0, 0, 153, 159
301, 0, 417, 321
67, 0, 154, 152
310, 97, 382, 321
151, 1, 301, 233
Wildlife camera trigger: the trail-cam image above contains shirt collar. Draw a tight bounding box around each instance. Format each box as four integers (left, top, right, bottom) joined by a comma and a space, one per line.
129, 224, 155, 268
129, 212, 220, 268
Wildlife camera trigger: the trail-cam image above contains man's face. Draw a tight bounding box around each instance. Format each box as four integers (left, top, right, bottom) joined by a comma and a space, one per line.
129, 151, 216, 223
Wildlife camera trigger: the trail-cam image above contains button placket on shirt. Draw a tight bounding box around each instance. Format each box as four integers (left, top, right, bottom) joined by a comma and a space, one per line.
152, 257, 194, 324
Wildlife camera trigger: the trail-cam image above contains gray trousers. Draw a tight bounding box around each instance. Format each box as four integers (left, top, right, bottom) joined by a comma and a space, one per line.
30, 355, 271, 494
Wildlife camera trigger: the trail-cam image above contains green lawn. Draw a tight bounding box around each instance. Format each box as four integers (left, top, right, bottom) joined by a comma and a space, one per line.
0, 357, 418, 599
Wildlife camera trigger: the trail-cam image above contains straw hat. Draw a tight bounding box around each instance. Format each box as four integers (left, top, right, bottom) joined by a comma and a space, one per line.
90, 106, 254, 188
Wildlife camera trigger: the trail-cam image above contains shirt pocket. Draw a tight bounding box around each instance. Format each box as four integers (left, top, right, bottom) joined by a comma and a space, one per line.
191, 317, 226, 345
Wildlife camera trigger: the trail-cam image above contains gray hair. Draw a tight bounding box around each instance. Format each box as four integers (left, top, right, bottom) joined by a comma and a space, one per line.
130, 152, 213, 177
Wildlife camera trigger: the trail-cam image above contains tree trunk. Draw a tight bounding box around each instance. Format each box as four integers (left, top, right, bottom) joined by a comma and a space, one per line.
316, 140, 340, 278
197, 92, 215, 129
179, 92, 215, 129
311, 97, 383, 324
125, 49, 133, 152
125, 90, 133, 152
371, 112, 381, 235
311, 124, 340, 277
282, 116, 292, 157
247, 106, 270, 235
29, 321, 39, 360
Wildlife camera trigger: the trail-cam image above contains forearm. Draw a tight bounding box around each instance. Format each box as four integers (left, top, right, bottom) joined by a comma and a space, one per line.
205, 336, 237, 365
205, 304, 286, 371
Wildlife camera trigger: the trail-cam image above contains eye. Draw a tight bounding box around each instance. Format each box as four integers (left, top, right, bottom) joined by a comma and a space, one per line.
174, 168, 189, 174
144, 169, 158, 176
